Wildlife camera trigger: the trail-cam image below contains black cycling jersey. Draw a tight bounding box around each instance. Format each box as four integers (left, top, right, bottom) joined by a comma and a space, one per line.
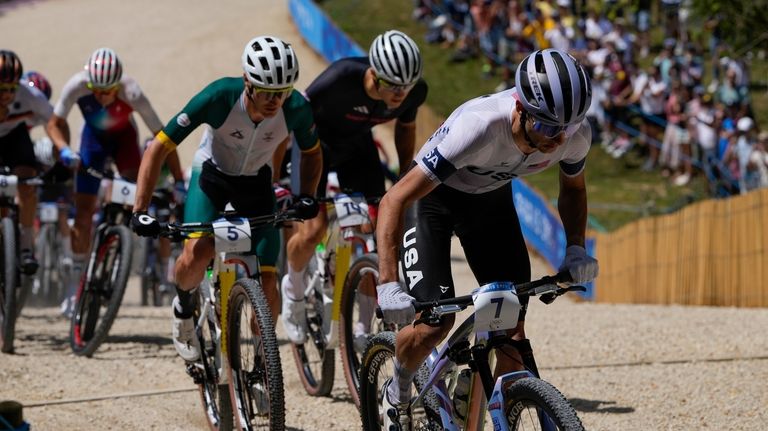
306, 57, 427, 167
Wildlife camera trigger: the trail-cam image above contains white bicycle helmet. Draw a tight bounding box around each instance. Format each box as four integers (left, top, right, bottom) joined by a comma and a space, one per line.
369, 30, 423, 85
86, 48, 122, 89
242, 36, 299, 89
515, 49, 592, 127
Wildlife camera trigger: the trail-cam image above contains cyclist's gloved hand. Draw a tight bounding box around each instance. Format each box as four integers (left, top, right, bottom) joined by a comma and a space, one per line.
59, 146, 80, 169
559, 245, 599, 284
291, 194, 319, 219
376, 281, 416, 325
131, 211, 160, 237
173, 181, 187, 205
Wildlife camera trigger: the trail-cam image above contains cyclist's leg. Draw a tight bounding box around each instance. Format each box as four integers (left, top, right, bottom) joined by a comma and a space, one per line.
390, 186, 458, 405
455, 182, 533, 375
111, 125, 141, 182
3, 124, 39, 273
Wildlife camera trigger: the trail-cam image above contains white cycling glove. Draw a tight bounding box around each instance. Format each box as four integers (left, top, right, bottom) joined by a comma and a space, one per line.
559, 245, 599, 283
376, 281, 416, 326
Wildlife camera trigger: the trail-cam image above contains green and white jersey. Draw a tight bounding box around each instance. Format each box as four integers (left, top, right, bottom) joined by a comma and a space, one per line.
158, 77, 319, 176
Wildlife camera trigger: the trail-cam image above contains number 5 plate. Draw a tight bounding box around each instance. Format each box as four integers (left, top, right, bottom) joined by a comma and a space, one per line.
213, 217, 252, 253
472, 282, 521, 331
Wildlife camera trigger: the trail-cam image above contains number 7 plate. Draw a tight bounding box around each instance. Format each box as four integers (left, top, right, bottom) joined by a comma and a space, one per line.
472, 282, 521, 331
213, 218, 252, 253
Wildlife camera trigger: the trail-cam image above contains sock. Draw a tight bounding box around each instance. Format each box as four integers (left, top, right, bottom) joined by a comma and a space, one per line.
20, 226, 34, 251
284, 263, 305, 300
174, 286, 197, 318
356, 293, 377, 334
387, 359, 416, 405
65, 253, 87, 298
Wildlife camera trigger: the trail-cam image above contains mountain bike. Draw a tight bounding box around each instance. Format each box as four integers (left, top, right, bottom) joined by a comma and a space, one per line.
360, 272, 587, 431
289, 193, 383, 404
0, 168, 49, 353
138, 188, 181, 306
161, 205, 307, 431
31, 165, 73, 307
68, 167, 134, 357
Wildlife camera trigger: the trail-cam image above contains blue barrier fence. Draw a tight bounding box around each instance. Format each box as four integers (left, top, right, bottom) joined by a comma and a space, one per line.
288, 0, 594, 299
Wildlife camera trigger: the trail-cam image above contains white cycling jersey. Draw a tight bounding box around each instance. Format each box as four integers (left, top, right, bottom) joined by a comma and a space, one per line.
0, 84, 53, 136
53, 70, 163, 133
415, 88, 591, 194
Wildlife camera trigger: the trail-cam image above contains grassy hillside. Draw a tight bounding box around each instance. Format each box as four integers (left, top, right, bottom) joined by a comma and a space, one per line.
321, 0, 762, 231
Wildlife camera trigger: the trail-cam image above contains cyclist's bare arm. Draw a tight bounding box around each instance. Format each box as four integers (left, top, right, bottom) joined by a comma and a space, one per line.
272, 136, 290, 183
298, 142, 322, 196
45, 114, 71, 152
394, 119, 416, 177
134, 134, 177, 212
376, 166, 437, 284
557, 169, 588, 248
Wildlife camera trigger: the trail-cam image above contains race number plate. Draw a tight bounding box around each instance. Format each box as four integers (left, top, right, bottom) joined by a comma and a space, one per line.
39, 203, 59, 223
334, 193, 368, 228
472, 282, 521, 331
0, 175, 18, 198
109, 178, 137, 206
212, 218, 252, 253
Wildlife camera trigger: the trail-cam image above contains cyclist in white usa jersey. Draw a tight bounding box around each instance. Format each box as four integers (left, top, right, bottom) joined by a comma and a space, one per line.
374, 49, 600, 430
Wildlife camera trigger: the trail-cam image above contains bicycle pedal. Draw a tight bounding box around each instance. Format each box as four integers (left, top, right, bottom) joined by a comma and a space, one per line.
185, 362, 206, 384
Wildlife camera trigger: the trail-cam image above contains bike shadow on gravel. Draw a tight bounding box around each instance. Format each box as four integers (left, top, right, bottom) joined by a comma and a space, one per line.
569, 398, 634, 414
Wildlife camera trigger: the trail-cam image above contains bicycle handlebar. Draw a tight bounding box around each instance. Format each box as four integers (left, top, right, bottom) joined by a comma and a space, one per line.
375, 272, 586, 320
158, 208, 307, 242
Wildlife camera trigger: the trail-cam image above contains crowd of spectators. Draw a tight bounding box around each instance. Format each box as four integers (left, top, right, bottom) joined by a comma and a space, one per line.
412, 0, 766, 197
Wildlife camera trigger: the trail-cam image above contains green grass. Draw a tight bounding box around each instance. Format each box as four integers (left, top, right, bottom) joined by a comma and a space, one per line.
321, 0, 764, 232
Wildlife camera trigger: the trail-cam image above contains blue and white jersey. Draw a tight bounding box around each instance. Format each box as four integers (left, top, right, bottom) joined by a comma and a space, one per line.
415, 88, 591, 194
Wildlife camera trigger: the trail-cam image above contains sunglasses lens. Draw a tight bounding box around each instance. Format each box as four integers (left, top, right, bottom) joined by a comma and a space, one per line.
533, 122, 566, 138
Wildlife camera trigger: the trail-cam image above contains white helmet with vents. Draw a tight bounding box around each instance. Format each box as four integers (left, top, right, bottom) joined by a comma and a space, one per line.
242, 36, 299, 89
369, 30, 423, 85
86, 48, 122, 89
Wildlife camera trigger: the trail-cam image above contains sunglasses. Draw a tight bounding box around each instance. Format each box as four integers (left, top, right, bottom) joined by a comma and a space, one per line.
87, 82, 119, 94
375, 77, 415, 94
0, 83, 19, 93
523, 111, 580, 138
247, 84, 293, 101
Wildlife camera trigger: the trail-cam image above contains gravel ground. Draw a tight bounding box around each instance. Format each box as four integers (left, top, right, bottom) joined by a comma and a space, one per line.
2, 0, 768, 430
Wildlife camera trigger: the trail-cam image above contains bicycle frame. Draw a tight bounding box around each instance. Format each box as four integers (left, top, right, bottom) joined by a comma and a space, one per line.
304, 198, 375, 349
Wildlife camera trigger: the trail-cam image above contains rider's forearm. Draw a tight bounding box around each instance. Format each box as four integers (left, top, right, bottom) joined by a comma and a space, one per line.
394, 121, 416, 177
558, 173, 588, 248
376, 193, 405, 284
134, 138, 173, 212
46, 115, 70, 151
298, 146, 322, 196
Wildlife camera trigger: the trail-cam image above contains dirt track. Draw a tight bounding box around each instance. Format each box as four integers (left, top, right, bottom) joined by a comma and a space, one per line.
2, 0, 768, 430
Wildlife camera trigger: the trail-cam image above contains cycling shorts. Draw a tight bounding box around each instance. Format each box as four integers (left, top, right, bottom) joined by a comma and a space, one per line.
401, 182, 532, 319
0, 123, 37, 169
184, 159, 279, 270
317, 134, 385, 199
76, 124, 141, 195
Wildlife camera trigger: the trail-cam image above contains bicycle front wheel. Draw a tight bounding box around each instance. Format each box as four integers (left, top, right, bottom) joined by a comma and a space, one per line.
504, 377, 584, 431
0, 217, 18, 353
69, 225, 132, 357
35, 223, 61, 306
290, 261, 335, 397
227, 278, 284, 430
340, 253, 385, 407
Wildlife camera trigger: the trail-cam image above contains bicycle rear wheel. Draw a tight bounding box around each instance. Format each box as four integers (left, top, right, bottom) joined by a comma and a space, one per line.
69, 225, 132, 357
340, 253, 386, 407
192, 287, 234, 431
227, 278, 285, 430
359, 331, 438, 431
0, 217, 18, 353
290, 265, 335, 397
504, 377, 584, 431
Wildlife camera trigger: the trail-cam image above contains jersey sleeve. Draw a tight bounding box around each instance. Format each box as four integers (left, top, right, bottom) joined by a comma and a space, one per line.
284, 91, 320, 153
53, 72, 89, 118
397, 80, 428, 123
161, 79, 235, 146
120, 76, 163, 133
417, 112, 488, 182
22, 86, 53, 127
558, 122, 592, 177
